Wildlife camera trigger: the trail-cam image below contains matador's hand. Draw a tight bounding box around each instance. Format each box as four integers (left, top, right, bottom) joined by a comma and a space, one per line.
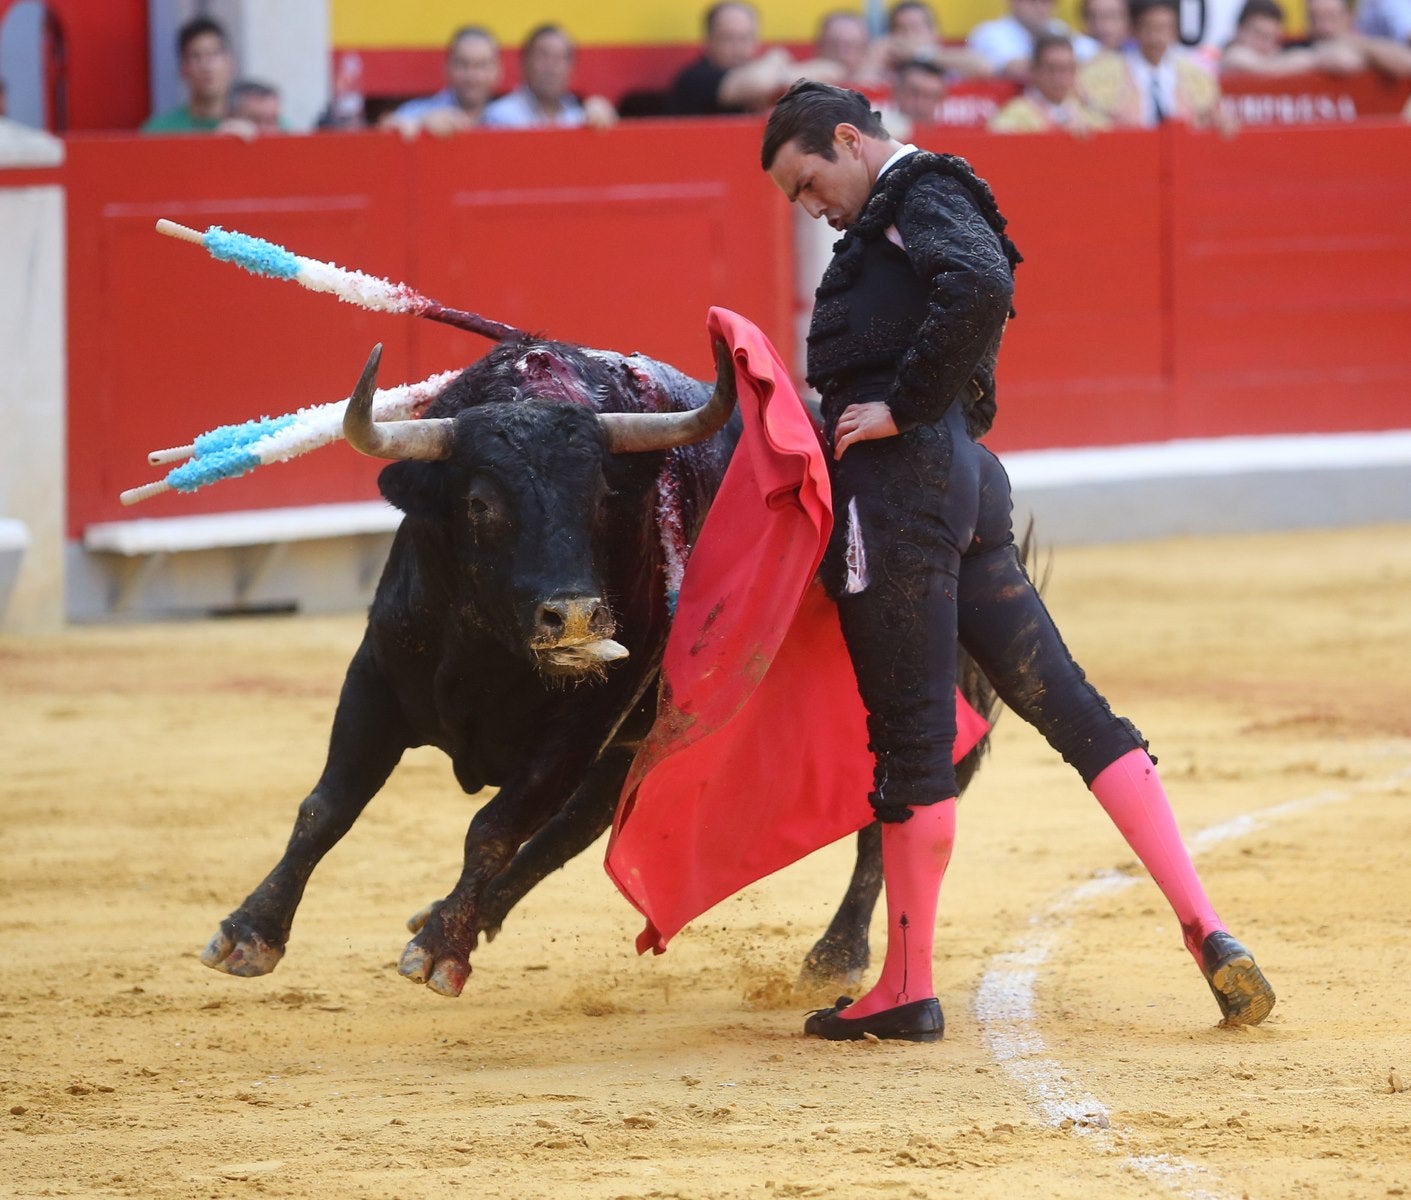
833, 401, 900, 460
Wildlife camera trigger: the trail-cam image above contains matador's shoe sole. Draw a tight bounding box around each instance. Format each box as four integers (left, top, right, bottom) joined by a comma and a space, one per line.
1201, 931, 1276, 1028
803, 995, 944, 1043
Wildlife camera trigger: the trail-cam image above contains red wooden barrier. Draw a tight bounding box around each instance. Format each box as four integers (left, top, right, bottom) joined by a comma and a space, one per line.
0, 0, 150, 132
400, 119, 791, 384
64, 132, 409, 535
53, 119, 1411, 537
1169, 118, 1411, 438
1221, 71, 1411, 124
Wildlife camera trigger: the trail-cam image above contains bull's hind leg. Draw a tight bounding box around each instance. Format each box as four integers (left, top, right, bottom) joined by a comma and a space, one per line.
202, 647, 410, 977
799, 822, 881, 988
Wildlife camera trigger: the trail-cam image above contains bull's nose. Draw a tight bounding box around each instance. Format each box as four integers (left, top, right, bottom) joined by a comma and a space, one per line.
535, 596, 612, 644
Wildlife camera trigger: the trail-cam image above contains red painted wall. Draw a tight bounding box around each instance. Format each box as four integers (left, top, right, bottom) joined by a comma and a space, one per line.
1168, 119, 1411, 436
927, 128, 1175, 450
0, 0, 149, 132
52, 118, 1411, 536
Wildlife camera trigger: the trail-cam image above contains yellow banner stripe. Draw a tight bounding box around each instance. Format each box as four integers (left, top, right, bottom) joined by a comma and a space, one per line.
329, 1, 1024, 49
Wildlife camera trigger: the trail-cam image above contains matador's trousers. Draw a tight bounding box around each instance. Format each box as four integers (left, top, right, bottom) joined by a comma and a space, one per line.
820, 397, 1146, 822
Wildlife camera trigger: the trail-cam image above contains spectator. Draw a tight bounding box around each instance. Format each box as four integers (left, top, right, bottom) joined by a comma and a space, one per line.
1299, 0, 1411, 76
812, 10, 897, 86
224, 80, 286, 137
667, 2, 842, 115
1079, 0, 1222, 126
968, 0, 1080, 82
382, 26, 501, 136
878, 58, 948, 137
1221, 0, 1322, 73
482, 25, 617, 129
1357, 0, 1411, 41
874, 0, 993, 78
319, 52, 367, 130
1075, 0, 1133, 59
990, 33, 1111, 130
142, 16, 236, 133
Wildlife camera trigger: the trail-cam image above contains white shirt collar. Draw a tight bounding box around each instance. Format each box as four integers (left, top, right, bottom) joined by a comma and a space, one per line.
877, 143, 920, 182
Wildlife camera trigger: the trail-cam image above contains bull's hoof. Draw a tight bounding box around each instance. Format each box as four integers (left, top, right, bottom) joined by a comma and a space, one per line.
201, 927, 284, 977
798, 937, 868, 991
397, 940, 469, 997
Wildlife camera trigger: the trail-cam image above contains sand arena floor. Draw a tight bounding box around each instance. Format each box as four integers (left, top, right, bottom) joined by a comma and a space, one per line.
2, 523, 1410, 1200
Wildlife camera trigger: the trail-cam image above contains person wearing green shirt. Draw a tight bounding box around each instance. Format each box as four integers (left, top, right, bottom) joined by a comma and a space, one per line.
142, 16, 234, 135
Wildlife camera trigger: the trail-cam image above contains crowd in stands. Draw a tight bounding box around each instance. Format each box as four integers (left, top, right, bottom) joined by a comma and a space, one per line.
133, 1, 1411, 141
141, 17, 288, 137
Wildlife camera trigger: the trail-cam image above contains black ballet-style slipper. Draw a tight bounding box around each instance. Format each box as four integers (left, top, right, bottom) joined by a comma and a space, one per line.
1201, 931, 1276, 1027
803, 994, 944, 1043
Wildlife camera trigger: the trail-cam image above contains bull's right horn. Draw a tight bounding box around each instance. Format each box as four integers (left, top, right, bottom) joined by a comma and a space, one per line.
343, 343, 456, 462
596, 337, 739, 454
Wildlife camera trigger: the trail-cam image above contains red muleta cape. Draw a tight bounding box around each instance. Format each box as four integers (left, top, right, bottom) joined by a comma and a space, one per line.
603, 307, 988, 954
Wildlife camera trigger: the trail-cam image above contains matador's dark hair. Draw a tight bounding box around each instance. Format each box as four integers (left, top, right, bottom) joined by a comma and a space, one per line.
760, 80, 888, 170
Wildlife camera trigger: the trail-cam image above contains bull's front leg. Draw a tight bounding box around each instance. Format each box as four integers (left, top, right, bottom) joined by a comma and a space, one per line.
397, 745, 600, 997
201, 648, 410, 977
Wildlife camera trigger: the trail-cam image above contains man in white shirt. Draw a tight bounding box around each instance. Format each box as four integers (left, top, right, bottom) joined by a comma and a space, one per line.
968, 0, 1080, 81
482, 25, 617, 130
1080, 0, 1222, 126
383, 27, 501, 137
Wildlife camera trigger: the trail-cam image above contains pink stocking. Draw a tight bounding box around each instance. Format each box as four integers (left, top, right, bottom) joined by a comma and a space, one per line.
1089, 749, 1223, 965
838, 800, 956, 1021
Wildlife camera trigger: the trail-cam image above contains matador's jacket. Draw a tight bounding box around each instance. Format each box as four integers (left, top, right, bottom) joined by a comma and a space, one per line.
804, 150, 1026, 819
805, 150, 1022, 444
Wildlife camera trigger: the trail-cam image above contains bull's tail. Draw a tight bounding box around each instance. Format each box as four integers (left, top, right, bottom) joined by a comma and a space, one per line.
953, 516, 1048, 795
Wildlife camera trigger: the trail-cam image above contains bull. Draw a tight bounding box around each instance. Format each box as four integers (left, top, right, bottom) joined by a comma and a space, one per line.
200, 334, 998, 998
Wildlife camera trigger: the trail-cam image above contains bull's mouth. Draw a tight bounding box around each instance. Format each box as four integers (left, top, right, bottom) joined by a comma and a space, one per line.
533, 637, 630, 680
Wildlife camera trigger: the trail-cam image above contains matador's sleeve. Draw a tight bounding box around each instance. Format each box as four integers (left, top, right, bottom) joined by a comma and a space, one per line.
887, 175, 1015, 430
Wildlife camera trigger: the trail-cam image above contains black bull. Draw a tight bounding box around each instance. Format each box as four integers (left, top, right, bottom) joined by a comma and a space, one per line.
201, 337, 1000, 997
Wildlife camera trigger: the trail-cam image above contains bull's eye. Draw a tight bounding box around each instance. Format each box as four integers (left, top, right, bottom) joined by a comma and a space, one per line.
465, 479, 507, 536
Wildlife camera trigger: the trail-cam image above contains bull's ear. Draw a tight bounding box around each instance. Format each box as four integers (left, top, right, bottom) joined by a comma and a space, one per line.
378, 461, 447, 518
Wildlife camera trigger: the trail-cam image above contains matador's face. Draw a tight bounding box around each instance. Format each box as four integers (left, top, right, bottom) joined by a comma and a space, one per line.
768, 127, 874, 232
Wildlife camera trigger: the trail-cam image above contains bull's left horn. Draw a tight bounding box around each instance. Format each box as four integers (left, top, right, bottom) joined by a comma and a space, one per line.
342, 343, 456, 462
597, 337, 739, 454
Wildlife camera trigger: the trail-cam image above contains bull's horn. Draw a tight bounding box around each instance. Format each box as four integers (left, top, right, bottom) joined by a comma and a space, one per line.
596, 337, 739, 454
342, 343, 455, 462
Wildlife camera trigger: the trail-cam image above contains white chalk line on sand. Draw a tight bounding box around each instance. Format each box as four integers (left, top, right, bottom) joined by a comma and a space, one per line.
972, 761, 1411, 1200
